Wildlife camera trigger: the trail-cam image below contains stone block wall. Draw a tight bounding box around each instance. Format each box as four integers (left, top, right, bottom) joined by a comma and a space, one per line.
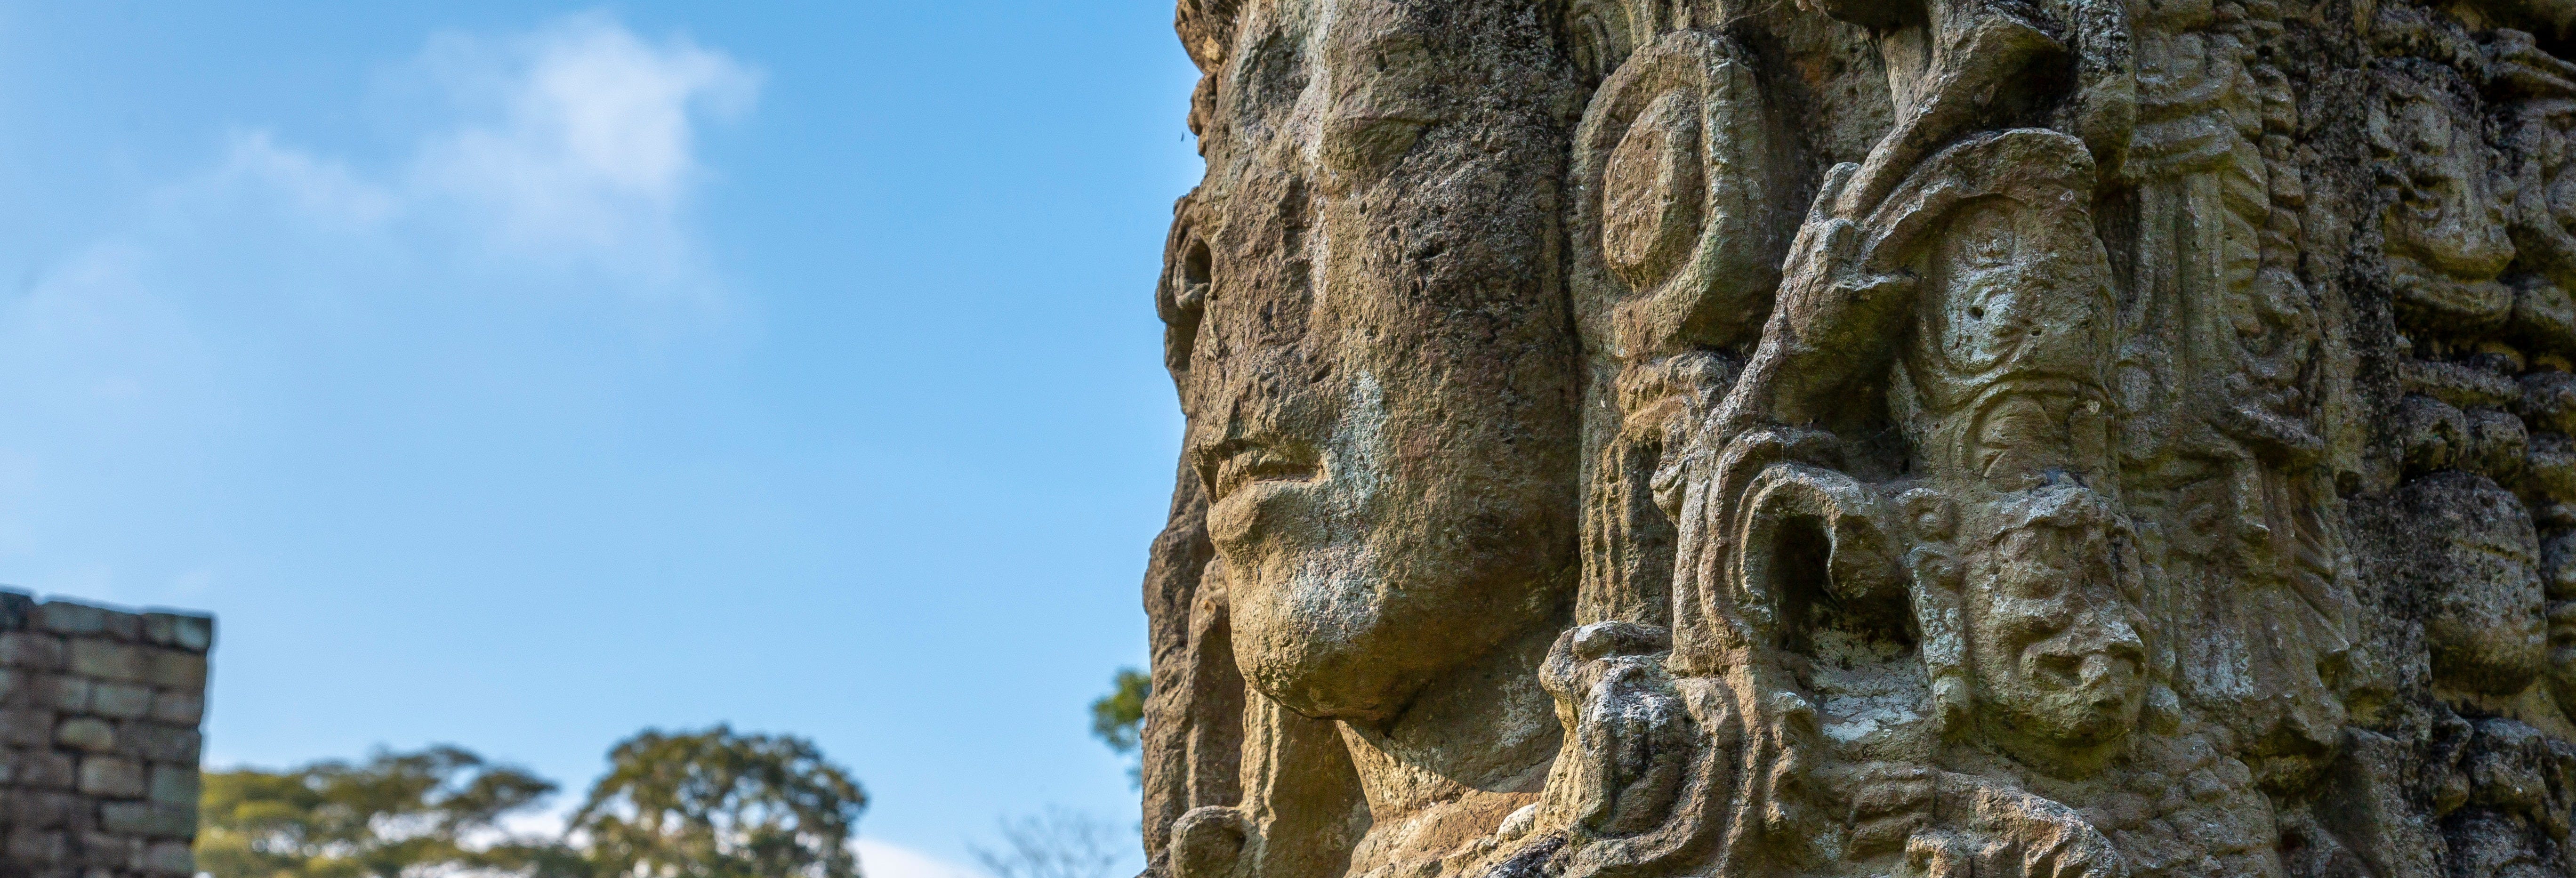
0, 591, 213, 878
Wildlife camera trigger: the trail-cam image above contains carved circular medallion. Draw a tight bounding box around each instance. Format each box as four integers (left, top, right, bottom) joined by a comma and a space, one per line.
1601, 91, 1706, 293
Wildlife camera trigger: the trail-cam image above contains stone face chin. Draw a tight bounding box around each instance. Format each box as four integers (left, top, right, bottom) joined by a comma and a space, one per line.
1136, 0, 2576, 875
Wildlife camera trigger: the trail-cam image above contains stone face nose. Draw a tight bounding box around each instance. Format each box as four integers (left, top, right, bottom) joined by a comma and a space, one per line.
2027, 607, 2145, 693
2077, 652, 2137, 705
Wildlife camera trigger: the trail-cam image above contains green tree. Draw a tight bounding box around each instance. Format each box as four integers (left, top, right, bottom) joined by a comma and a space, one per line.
1090, 668, 1149, 786
1088, 668, 1148, 755
197, 745, 561, 878
566, 725, 868, 878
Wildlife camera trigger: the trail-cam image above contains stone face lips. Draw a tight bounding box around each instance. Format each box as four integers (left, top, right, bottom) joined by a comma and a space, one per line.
0, 591, 212, 878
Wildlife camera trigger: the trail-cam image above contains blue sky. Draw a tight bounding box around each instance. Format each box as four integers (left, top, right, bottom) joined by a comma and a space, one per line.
0, 2, 1199, 871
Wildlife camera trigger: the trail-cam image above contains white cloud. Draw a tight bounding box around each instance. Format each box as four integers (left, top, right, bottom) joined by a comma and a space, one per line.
219, 131, 400, 226
411, 13, 758, 271
0, 12, 758, 604
0, 243, 211, 411
190, 11, 759, 298
858, 839, 990, 878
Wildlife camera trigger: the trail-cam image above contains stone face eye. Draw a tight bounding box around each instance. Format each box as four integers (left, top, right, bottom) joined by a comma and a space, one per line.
1319, 115, 1431, 176
1996, 529, 2071, 600
1314, 32, 1441, 180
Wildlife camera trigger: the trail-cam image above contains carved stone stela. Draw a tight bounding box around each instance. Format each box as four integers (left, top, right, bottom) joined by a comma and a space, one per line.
1136, 0, 2576, 874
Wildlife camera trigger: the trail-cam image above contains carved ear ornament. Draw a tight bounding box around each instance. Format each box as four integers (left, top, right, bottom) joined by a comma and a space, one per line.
1570, 30, 1789, 363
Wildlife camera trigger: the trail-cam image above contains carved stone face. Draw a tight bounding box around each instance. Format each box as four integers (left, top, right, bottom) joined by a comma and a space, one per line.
2516, 98, 2576, 231
2371, 81, 2516, 282
2404, 471, 2548, 695
1902, 195, 2116, 487
1960, 487, 2147, 767
1187, 0, 1581, 724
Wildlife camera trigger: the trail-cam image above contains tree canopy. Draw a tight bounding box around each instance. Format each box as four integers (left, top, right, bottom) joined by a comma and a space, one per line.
200, 727, 868, 878
570, 725, 867, 878
198, 746, 559, 878
1089, 667, 1150, 787
1089, 667, 1148, 756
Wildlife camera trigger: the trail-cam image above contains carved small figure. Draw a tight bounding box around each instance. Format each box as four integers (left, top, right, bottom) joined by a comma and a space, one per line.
2375, 72, 2520, 331
1949, 486, 2149, 773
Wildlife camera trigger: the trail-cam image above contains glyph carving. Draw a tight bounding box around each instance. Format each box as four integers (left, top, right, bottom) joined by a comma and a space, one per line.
1133, 0, 2576, 875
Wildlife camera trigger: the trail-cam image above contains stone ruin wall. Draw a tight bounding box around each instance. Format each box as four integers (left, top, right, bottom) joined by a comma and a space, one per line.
0, 593, 214, 878
1131, 0, 2576, 875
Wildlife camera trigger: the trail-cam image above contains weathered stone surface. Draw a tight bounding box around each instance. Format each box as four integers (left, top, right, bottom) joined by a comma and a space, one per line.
0, 593, 30, 634
0, 709, 57, 748
47, 676, 90, 714
1135, 0, 2576, 874
138, 650, 202, 691
0, 633, 65, 671
74, 757, 142, 798
142, 692, 199, 727
121, 724, 199, 765
4, 830, 65, 864
13, 751, 73, 791
32, 603, 107, 638
144, 766, 194, 808
85, 684, 148, 721
96, 803, 191, 839
64, 641, 140, 684
0, 595, 211, 878
50, 718, 111, 754
165, 616, 210, 654
136, 613, 210, 653
140, 840, 191, 876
